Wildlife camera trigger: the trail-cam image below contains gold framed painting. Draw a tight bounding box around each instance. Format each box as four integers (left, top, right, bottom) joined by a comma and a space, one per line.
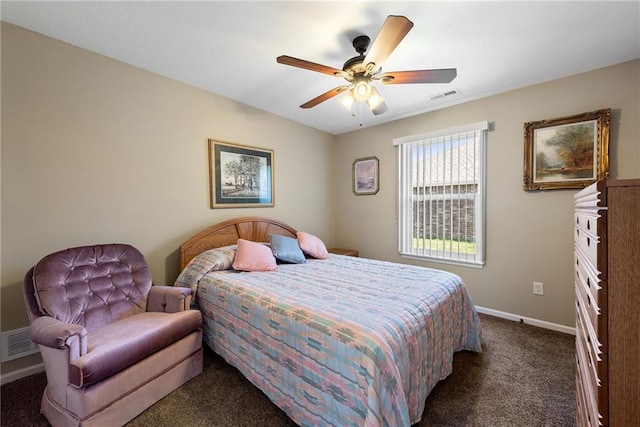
352, 156, 379, 196
209, 140, 274, 208
523, 108, 610, 191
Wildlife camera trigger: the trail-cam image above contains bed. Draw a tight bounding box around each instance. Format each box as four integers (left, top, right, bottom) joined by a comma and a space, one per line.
176, 216, 482, 426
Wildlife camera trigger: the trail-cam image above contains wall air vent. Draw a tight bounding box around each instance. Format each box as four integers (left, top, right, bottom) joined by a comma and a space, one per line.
1, 327, 39, 362
430, 88, 460, 101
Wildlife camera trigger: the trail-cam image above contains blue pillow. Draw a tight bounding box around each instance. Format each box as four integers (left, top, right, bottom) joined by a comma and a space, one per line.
270, 234, 306, 264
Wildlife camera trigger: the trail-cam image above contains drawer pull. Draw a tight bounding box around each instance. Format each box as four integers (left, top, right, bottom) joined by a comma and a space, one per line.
587, 219, 591, 230
587, 237, 591, 247
587, 295, 591, 306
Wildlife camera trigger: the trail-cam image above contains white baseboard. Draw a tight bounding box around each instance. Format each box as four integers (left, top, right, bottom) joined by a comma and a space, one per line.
476, 306, 576, 335
0, 362, 45, 386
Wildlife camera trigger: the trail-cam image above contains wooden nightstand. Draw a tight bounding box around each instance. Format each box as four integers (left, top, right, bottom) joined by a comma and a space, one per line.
328, 248, 359, 257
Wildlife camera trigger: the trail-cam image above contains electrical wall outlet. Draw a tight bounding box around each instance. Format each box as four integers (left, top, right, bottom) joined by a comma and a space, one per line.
533, 282, 544, 296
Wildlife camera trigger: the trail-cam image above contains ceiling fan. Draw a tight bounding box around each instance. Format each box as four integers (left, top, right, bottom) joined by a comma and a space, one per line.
277, 15, 457, 116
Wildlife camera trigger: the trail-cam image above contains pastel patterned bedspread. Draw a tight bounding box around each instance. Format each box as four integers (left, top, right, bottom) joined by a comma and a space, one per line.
184, 254, 482, 426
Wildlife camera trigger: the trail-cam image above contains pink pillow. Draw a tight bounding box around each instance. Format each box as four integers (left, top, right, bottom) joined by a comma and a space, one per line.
296, 231, 329, 259
232, 239, 278, 272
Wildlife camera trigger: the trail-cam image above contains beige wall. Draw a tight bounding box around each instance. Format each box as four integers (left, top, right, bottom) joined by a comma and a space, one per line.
2, 21, 639, 376
333, 59, 640, 328
0, 23, 335, 354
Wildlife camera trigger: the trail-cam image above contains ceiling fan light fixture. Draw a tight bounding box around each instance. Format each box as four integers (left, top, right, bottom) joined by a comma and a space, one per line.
371, 100, 388, 116
352, 76, 371, 102
339, 92, 355, 111
367, 87, 384, 109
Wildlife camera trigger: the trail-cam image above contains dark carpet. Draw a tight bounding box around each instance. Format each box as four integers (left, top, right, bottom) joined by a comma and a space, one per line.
1, 314, 576, 426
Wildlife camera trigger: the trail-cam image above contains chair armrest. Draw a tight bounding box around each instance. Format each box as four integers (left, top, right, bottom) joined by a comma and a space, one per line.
30, 316, 87, 359
147, 285, 194, 313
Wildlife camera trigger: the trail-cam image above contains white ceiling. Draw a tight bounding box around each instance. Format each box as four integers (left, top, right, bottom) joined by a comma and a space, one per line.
2, 1, 639, 135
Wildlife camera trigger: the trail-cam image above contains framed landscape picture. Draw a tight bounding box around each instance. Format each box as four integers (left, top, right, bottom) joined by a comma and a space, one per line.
209, 140, 274, 208
352, 156, 379, 196
523, 109, 610, 191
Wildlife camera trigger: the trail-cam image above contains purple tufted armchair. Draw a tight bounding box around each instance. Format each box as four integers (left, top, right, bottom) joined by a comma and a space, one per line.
23, 244, 203, 427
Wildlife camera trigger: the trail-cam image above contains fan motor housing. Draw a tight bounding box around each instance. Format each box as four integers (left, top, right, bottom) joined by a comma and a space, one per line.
343, 35, 371, 74
343, 56, 366, 73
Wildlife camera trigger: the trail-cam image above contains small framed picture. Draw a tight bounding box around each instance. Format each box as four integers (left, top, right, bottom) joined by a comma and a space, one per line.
208, 140, 274, 208
523, 109, 610, 191
352, 156, 379, 196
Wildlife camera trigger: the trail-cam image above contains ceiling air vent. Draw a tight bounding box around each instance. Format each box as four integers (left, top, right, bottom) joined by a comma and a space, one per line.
430, 89, 460, 101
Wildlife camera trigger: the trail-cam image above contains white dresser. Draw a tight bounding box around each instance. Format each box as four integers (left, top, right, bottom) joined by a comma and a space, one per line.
574, 179, 640, 426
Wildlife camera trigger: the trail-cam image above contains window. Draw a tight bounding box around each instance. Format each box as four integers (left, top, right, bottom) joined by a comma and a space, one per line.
394, 121, 488, 268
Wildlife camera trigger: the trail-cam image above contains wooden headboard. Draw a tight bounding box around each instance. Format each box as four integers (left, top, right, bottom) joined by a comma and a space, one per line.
179, 216, 298, 269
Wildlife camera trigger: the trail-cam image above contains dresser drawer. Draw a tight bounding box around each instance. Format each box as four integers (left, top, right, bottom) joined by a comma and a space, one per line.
576, 357, 601, 427
576, 301, 609, 424
575, 251, 607, 349
576, 354, 602, 427
575, 273, 601, 336
575, 241, 604, 300
576, 367, 589, 427
575, 211, 601, 239
575, 228, 601, 272
576, 298, 608, 381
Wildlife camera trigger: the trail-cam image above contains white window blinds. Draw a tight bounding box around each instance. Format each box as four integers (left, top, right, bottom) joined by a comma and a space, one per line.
394, 121, 488, 267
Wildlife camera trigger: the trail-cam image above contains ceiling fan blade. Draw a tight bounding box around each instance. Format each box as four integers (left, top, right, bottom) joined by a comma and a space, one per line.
277, 55, 343, 76
363, 15, 414, 75
300, 86, 350, 109
380, 69, 457, 84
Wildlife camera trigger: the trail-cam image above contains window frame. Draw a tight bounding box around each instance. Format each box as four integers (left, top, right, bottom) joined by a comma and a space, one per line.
394, 121, 488, 268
